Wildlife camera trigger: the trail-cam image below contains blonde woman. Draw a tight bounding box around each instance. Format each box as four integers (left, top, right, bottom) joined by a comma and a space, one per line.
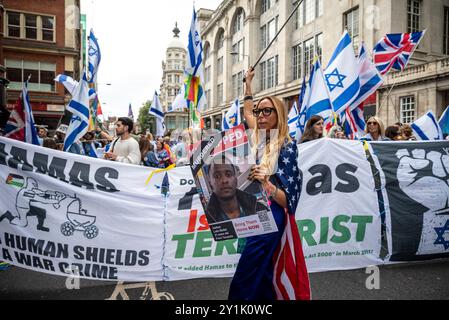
228, 69, 311, 301
362, 116, 386, 141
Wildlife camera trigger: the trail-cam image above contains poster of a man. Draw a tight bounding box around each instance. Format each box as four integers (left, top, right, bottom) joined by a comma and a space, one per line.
205, 160, 267, 223
190, 124, 278, 241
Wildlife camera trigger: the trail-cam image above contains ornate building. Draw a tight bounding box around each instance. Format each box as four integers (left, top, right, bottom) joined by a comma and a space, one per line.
159, 23, 188, 133
198, 0, 449, 129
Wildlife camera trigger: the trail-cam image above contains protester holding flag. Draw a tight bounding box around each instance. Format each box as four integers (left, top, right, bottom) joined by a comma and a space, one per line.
227, 68, 310, 301
104, 117, 140, 165
299, 115, 325, 144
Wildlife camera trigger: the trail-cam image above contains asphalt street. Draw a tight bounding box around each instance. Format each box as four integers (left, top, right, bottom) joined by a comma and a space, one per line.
0, 258, 448, 300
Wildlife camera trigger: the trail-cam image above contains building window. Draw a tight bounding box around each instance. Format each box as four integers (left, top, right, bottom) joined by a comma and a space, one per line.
218, 31, 225, 49
205, 66, 211, 83
41, 16, 55, 41
232, 8, 245, 35
175, 75, 180, 83
260, 56, 278, 91
315, 33, 323, 61
6, 11, 55, 41
166, 117, 176, 130
261, 16, 278, 49
261, 0, 278, 14
217, 57, 224, 75
293, 43, 302, 80
5, 59, 56, 92
344, 7, 359, 51
303, 38, 315, 77
400, 96, 416, 123
232, 71, 243, 98
167, 75, 172, 83
445, 7, 449, 55
408, 0, 421, 33
232, 39, 245, 64
295, 0, 304, 29
317, 0, 323, 17
217, 83, 224, 105
305, 0, 316, 24
7, 12, 21, 37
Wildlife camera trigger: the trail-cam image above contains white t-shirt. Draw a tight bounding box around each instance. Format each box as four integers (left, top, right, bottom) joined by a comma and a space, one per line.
110, 137, 141, 165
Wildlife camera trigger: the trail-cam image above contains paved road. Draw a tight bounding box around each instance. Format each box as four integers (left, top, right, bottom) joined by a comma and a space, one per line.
0, 258, 448, 300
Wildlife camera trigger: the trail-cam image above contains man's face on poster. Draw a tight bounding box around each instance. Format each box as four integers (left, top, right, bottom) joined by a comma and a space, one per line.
209, 163, 238, 201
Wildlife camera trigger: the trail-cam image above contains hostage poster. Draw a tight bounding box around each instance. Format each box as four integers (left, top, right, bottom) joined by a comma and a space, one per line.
189, 124, 278, 241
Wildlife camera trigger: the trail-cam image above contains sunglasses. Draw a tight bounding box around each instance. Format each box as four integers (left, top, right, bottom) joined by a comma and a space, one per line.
367, 122, 378, 125
252, 108, 276, 117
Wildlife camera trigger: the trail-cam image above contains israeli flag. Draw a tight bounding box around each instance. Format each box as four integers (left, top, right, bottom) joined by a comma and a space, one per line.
171, 86, 188, 112
22, 84, 40, 146
324, 31, 361, 115
64, 73, 90, 151
87, 29, 101, 83
350, 42, 383, 110
438, 105, 449, 136
288, 101, 300, 139
54, 74, 96, 100
411, 111, 443, 140
222, 99, 241, 131
302, 59, 333, 124
186, 8, 203, 78
149, 91, 166, 137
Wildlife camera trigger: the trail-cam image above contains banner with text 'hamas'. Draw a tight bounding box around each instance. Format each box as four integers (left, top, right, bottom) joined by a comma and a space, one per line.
0, 137, 166, 281
370, 141, 449, 261
297, 139, 384, 272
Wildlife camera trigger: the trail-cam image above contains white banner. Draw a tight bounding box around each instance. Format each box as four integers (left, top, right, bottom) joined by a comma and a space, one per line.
0, 137, 166, 281
4, 137, 445, 281
297, 139, 383, 272
164, 166, 239, 280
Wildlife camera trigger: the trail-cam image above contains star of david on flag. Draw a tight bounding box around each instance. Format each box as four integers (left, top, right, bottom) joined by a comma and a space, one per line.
87, 29, 101, 83
325, 68, 347, 92
324, 31, 360, 115
434, 220, 449, 250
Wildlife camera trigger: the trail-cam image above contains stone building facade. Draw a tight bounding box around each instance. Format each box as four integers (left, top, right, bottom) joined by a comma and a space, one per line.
198, 0, 449, 129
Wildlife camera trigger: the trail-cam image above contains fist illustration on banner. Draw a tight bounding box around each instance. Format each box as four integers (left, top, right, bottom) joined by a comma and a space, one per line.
396, 149, 449, 214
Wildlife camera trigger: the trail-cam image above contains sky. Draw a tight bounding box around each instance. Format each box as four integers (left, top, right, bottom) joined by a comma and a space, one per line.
80, 0, 222, 118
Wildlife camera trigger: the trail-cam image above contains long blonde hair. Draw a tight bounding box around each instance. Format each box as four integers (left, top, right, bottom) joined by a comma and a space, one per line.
365, 116, 385, 138
251, 96, 291, 175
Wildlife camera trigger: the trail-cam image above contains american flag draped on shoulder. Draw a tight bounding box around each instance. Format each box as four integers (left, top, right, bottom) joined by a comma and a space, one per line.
273, 142, 311, 300
184, 7, 206, 125
373, 30, 426, 75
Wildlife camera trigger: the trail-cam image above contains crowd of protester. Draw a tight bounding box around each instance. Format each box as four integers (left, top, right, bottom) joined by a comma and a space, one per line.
3, 112, 445, 170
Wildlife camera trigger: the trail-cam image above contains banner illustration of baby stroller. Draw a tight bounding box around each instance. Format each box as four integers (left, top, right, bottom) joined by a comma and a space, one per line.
60, 197, 99, 239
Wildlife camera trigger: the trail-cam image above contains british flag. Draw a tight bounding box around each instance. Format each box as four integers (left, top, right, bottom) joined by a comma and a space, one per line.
4, 96, 25, 141
373, 30, 426, 75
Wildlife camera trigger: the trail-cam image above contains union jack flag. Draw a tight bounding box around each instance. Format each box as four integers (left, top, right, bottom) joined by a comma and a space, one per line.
373, 30, 426, 75
4, 98, 25, 141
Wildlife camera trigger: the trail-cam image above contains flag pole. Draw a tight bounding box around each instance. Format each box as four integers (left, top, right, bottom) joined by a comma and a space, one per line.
245, 0, 304, 76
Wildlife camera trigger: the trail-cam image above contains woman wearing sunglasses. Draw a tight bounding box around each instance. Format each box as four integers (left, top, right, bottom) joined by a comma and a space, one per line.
227, 68, 311, 301
362, 116, 386, 141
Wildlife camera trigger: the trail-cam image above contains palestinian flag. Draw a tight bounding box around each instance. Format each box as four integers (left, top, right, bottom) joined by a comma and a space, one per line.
6, 174, 24, 188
